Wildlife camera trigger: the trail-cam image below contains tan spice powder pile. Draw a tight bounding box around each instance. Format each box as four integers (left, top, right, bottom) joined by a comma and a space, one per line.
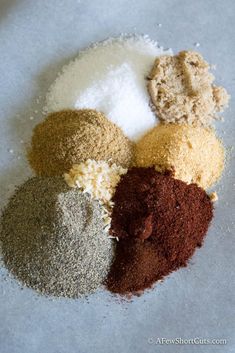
135, 124, 224, 189
148, 51, 230, 125
28, 109, 134, 176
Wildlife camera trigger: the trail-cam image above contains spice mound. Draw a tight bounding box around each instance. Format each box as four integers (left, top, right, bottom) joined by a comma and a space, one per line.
65, 159, 127, 229
28, 109, 134, 176
107, 167, 213, 294
0, 177, 115, 298
148, 50, 230, 125
45, 36, 172, 141
135, 124, 224, 189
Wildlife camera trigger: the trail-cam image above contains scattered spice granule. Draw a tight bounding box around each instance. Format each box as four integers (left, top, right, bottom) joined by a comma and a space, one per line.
210, 192, 218, 202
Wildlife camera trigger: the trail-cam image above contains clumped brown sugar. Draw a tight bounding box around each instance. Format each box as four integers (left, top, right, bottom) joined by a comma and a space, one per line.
148, 51, 230, 125
28, 109, 134, 176
106, 167, 213, 294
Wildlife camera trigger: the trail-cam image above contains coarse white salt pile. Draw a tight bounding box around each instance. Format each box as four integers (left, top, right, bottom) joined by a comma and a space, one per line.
45, 35, 172, 141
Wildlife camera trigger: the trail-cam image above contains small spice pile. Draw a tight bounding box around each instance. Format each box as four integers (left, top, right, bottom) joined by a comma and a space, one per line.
28, 109, 134, 176
65, 159, 127, 229
0, 177, 115, 298
45, 36, 172, 141
135, 124, 224, 189
107, 167, 213, 294
148, 51, 230, 125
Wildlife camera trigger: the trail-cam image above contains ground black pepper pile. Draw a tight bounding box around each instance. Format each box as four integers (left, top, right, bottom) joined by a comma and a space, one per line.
0, 177, 115, 298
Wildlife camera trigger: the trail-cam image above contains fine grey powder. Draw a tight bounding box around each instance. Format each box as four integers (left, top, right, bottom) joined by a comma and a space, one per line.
0, 177, 115, 298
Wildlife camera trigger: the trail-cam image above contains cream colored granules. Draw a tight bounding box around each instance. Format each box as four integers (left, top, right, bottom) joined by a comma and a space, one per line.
135, 124, 225, 189
65, 159, 127, 230
28, 109, 134, 176
45, 36, 172, 141
210, 192, 218, 202
148, 51, 230, 125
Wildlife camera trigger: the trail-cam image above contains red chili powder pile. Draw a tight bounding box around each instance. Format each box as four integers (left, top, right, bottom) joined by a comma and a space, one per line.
106, 167, 213, 295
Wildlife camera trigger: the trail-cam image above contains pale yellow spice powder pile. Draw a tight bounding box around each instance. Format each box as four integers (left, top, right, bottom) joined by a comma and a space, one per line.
135, 124, 225, 189
28, 109, 134, 176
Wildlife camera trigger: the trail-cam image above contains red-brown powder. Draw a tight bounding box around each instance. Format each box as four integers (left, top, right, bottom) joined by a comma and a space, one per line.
106, 167, 213, 295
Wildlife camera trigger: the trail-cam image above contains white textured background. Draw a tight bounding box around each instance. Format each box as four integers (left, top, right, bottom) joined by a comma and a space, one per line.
0, 1, 234, 352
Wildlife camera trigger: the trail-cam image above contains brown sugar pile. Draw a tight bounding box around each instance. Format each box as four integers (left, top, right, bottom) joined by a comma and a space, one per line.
28, 109, 134, 176
106, 167, 213, 294
135, 124, 224, 189
148, 51, 230, 125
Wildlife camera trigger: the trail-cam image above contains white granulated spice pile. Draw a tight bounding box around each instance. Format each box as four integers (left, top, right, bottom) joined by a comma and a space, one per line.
45, 35, 172, 141
65, 159, 127, 229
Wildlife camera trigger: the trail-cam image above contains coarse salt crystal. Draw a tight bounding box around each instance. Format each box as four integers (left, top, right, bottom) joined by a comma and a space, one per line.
45, 35, 172, 141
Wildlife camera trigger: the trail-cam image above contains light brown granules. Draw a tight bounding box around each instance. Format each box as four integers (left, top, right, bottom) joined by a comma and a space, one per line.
210, 191, 218, 202
148, 51, 230, 125
135, 124, 225, 189
28, 109, 134, 176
